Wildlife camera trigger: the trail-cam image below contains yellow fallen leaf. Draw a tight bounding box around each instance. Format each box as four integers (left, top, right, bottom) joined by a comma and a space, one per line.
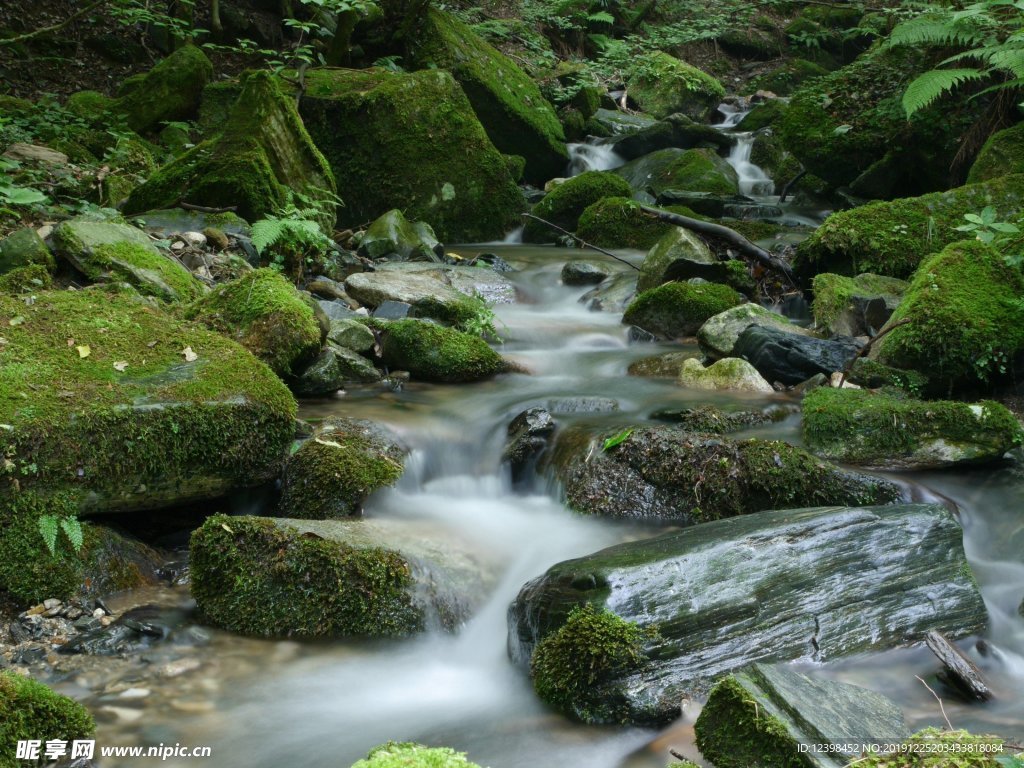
113, 361, 128, 372
77, 345, 91, 358
182, 346, 198, 362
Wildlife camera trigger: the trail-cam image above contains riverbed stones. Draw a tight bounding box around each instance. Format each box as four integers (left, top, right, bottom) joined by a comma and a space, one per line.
733, 324, 862, 386
509, 503, 987, 725
697, 303, 812, 359
191, 514, 496, 638
802, 388, 1023, 470
623, 282, 742, 339
678, 357, 774, 393
503, 408, 556, 485
694, 663, 910, 768
549, 424, 900, 523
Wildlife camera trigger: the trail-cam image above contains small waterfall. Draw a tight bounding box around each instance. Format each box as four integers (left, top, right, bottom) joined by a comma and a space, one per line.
727, 132, 775, 197
713, 103, 748, 129
567, 141, 624, 175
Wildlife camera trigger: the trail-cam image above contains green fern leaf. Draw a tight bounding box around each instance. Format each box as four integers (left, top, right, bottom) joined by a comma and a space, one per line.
988, 47, 1024, 77
38, 515, 59, 557
60, 516, 84, 554
587, 10, 615, 24
889, 14, 989, 48
251, 217, 285, 254
902, 68, 985, 116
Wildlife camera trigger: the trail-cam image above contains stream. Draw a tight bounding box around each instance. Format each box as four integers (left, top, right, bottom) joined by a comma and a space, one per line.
59, 244, 1024, 768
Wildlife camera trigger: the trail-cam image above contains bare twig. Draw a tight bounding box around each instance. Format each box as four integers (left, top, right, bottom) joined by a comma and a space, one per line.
915, 674, 954, 731
0, 0, 110, 45
180, 202, 238, 214
778, 169, 807, 203
836, 318, 912, 388
520, 213, 640, 271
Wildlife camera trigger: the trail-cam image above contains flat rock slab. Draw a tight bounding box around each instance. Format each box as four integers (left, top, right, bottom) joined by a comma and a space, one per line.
509, 504, 986, 725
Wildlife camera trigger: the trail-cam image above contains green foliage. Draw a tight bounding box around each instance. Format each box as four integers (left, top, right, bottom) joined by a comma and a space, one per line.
602, 427, 634, 452
956, 205, 1021, 251
456, 294, 504, 343
352, 742, 483, 768
37, 514, 84, 557
0, 672, 96, 768
251, 198, 337, 279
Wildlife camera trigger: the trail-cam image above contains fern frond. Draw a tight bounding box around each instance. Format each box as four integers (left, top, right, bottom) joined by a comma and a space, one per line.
889, 15, 990, 48
38, 515, 59, 557
251, 218, 285, 254
902, 68, 985, 116
988, 47, 1024, 77
60, 516, 84, 554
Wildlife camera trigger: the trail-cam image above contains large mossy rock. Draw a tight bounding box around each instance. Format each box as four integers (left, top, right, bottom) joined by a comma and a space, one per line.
508, 503, 986, 725
811, 272, 908, 336
352, 743, 483, 768
802, 388, 1023, 470
0, 289, 296, 515
878, 240, 1024, 390
625, 52, 724, 121
372, 318, 509, 383
637, 227, 714, 293
407, 8, 567, 184
793, 174, 1024, 280
279, 419, 406, 518
125, 71, 337, 233
678, 357, 774, 393
191, 513, 496, 638
52, 219, 204, 303
356, 209, 442, 261
114, 45, 212, 134
609, 113, 735, 161
299, 67, 522, 242
186, 268, 322, 378
698, 303, 813, 360
0, 672, 95, 768
0, 227, 55, 276
576, 198, 693, 250
622, 282, 743, 339
615, 148, 739, 197
549, 425, 900, 523
695, 664, 909, 768
967, 121, 1024, 183
522, 171, 631, 243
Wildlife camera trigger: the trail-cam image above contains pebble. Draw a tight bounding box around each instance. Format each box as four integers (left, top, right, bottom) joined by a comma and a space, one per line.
93, 608, 106, 619
159, 658, 201, 679
99, 706, 145, 724
170, 698, 215, 714
180, 231, 207, 247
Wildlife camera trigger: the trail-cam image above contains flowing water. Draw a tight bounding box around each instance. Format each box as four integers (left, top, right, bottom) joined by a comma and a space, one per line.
567, 141, 625, 175
70, 244, 1024, 768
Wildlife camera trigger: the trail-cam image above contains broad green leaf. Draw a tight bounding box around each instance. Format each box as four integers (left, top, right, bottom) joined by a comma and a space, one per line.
602, 427, 634, 452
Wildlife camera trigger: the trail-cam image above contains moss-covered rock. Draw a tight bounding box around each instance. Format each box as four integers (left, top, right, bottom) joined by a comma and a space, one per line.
352, 743, 483, 768
575, 198, 698, 250
373, 318, 508, 383
523, 171, 632, 242
190, 513, 495, 638
0, 227, 54, 276
623, 282, 743, 339
855, 729, 1007, 767
356, 209, 441, 261
0, 288, 296, 516
407, 8, 567, 184
626, 52, 724, 121
678, 357, 774, 393
186, 268, 322, 378
698, 303, 813, 360
878, 240, 1024, 389
967, 121, 1024, 183
794, 174, 1024, 280
748, 58, 828, 96
0, 672, 95, 768
615, 148, 739, 197
811, 272, 908, 336
125, 71, 337, 233
279, 419, 406, 518
608, 113, 736, 162
114, 45, 213, 135
802, 387, 1023, 469
298, 67, 521, 242
0, 264, 52, 295
736, 99, 788, 131
637, 227, 714, 292
52, 219, 204, 303
344, 267, 483, 325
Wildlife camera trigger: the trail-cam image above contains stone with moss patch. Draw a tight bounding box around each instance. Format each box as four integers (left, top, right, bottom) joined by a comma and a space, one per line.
736, 99, 789, 132
0, 672, 95, 768
352, 742, 483, 768
186, 268, 322, 378
114, 45, 213, 135
811, 272, 908, 336
678, 357, 774, 393
856, 729, 1007, 767
878, 239, 1024, 390
0, 264, 52, 295
748, 59, 828, 97
967, 122, 1024, 184
637, 227, 714, 293
0, 228, 54, 276
575, 198, 701, 250
698, 303, 813, 360
623, 282, 743, 339
279, 419, 406, 518
615, 148, 739, 197
626, 52, 724, 121
371, 318, 508, 383
523, 171, 632, 243
357, 209, 441, 261
299, 67, 521, 243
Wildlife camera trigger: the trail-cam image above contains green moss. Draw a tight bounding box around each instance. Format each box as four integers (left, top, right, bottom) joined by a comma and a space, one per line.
748, 58, 828, 96
186, 268, 321, 377
736, 99, 788, 131
0, 493, 85, 604
93, 242, 203, 303
114, 44, 213, 134
878, 239, 1024, 388
409, 8, 567, 183
576, 198, 699, 249
65, 90, 116, 121
280, 437, 403, 518
794, 174, 1024, 280
0, 264, 52, 294
847, 359, 929, 394
616, 148, 739, 197
967, 122, 1024, 183
623, 282, 743, 338
0, 672, 95, 768
197, 80, 243, 137
371, 318, 507, 383
856, 729, 1005, 767
531, 604, 650, 724
811, 272, 908, 331
523, 171, 632, 242
299, 67, 521, 242
0, 228, 55, 275
190, 514, 420, 638
803, 387, 1023, 466
352, 743, 483, 768
626, 51, 725, 120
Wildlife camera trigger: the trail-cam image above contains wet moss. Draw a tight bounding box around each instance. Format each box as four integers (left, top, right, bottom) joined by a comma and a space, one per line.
748, 59, 828, 96
0, 672, 95, 768
114, 45, 213, 134
856, 729, 1006, 767
371, 318, 508, 383
352, 742, 483, 768
811, 272, 907, 332
186, 268, 322, 377
0, 264, 52, 295
77, 241, 203, 303
0, 228, 56, 275
626, 52, 724, 120
531, 604, 651, 724
623, 282, 742, 338
575, 198, 700, 249
736, 99, 788, 131
523, 171, 632, 242
190, 514, 421, 639
967, 122, 1024, 184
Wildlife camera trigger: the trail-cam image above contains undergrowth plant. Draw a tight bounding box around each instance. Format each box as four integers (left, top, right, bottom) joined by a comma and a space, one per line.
251, 201, 336, 280
38, 514, 84, 558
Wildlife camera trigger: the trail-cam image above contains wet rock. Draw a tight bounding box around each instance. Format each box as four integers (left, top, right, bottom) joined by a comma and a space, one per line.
502, 408, 556, 485
648, 404, 787, 432
58, 605, 184, 656
623, 282, 742, 339
615, 148, 738, 198
561, 260, 610, 286
655, 190, 754, 218
734, 324, 862, 385
811, 272, 908, 336
699, 304, 813, 360
628, 351, 702, 378
289, 343, 381, 397
356, 209, 443, 262
318, 299, 359, 321
327, 318, 376, 354
609, 113, 735, 160
547, 398, 619, 414
372, 318, 509, 383
0, 227, 54, 275
509, 503, 987, 725
678, 357, 774, 393
346, 270, 471, 321
580, 271, 637, 313
636, 227, 714, 293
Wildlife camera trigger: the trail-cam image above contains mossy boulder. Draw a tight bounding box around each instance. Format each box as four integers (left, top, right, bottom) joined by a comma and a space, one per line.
0, 264, 52, 295
637, 227, 715, 292
407, 8, 567, 184
0, 288, 296, 515
623, 282, 743, 339
626, 52, 724, 121
290, 344, 381, 395
803, 387, 1023, 470
190, 513, 496, 638
878, 239, 1024, 389
0, 672, 95, 768
615, 148, 739, 197
811, 272, 908, 336
52, 219, 204, 303
186, 268, 322, 378
372, 318, 508, 383
608, 113, 736, 162
0, 227, 54, 276
356, 209, 441, 261
279, 419, 406, 518
678, 357, 774, 393
352, 743, 483, 768
575, 198, 699, 250
855, 729, 1008, 767
114, 45, 213, 135
748, 58, 828, 96
548, 424, 901, 523
523, 171, 631, 243
298, 67, 521, 242
125, 71, 337, 233
793, 174, 1024, 280
698, 303, 813, 359
967, 121, 1024, 183
736, 99, 788, 132
344, 268, 481, 325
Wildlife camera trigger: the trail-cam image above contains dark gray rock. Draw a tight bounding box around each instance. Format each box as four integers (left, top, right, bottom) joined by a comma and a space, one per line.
502, 408, 556, 486
561, 260, 610, 286
373, 300, 412, 319
734, 324, 862, 385
289, 343, 381, 397
609, 113, 735, 160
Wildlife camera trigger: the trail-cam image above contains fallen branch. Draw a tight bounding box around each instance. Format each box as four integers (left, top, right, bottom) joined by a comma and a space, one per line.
520, 213, 639, 271
836, 317, 912, 388
778, 169, 807, 203
915, 674, 954, 731
639, 205, 796, 283
0, 0, 109, 45
180, 201, 238, 214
